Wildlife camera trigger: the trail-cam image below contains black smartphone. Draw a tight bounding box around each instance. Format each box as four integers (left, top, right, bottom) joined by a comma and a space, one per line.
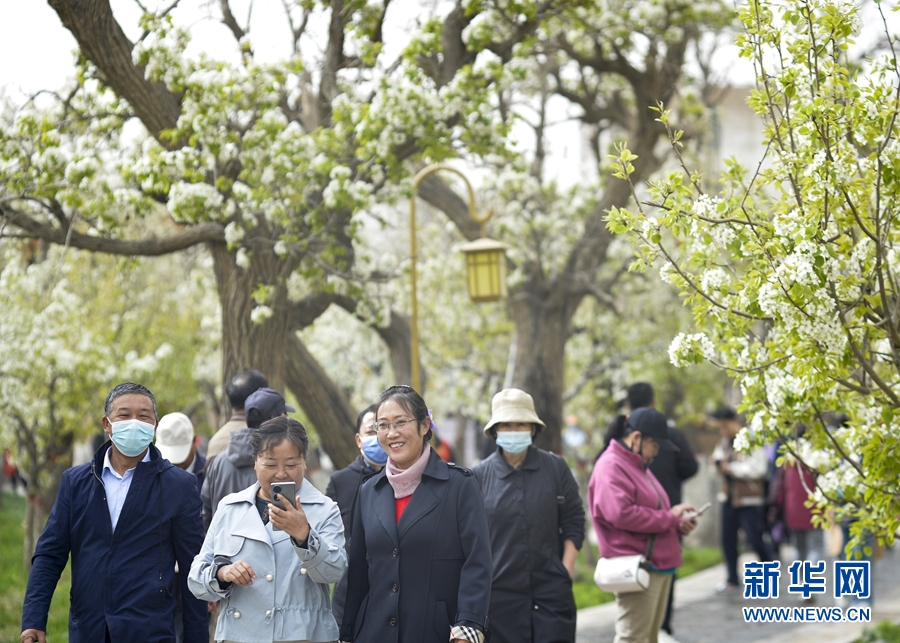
270, 482, 296, 531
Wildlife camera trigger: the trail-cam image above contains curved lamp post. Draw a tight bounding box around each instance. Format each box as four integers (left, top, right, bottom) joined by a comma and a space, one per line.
409, 164, 510, 392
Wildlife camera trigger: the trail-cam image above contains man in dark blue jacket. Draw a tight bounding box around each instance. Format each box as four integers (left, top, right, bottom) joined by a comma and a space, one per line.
21, 382, 207, 643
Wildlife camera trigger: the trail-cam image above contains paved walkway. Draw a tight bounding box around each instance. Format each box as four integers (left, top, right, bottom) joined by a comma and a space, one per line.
577, 546, 900, 643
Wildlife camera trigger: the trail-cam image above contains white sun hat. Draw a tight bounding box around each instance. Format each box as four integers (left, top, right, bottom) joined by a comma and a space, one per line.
483, 388, 546, 435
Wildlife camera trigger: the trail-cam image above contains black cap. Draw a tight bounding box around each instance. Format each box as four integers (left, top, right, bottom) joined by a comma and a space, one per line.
710, 407, 737, 421
626, 408, 678, 451
245, 387, 295, 420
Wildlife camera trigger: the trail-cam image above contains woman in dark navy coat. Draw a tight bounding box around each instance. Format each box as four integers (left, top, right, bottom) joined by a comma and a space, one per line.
340, 385, 492, 643
473, 388, 584, 643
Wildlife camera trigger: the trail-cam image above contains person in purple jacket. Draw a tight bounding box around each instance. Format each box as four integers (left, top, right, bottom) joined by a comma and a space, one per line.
588, 408, 698, 643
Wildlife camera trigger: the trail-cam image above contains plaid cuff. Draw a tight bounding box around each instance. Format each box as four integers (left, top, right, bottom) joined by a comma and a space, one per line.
450, 625, 484, 643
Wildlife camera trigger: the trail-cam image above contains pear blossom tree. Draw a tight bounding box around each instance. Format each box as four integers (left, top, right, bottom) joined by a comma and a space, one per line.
415, 0, 733, 450
0, 0, 569, 467
0, 243, 219, 564
607, 0, 900, 541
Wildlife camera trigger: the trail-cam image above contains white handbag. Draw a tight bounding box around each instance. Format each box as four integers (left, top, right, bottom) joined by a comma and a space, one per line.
593, 554, 651, 593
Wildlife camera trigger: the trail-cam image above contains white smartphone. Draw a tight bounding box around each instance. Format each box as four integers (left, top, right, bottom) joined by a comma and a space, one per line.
270, 482, 296, 531
685, 502, 711, 519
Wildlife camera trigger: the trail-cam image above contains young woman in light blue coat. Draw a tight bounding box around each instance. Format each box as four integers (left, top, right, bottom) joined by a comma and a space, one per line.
189, 417, 346, 643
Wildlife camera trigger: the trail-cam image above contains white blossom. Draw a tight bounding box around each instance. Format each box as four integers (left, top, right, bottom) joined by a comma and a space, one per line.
168, 182, 224, 222
251, 305, 274, 325
235, 248, 250, 269
224, 222, 245, 245
668, 332, 716, 367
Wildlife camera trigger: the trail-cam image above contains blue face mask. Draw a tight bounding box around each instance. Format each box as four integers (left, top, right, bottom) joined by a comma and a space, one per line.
110, 419, 156, 457
361, 435, 388, 465
495, 431, 532, 455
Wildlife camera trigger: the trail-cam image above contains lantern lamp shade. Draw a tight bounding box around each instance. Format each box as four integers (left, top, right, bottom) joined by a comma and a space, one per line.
459, 237, 510, 303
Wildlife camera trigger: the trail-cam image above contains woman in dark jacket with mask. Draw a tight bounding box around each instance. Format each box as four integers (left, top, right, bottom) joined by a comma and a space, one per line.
340, 385, 492, 643
473, 388, 585, 643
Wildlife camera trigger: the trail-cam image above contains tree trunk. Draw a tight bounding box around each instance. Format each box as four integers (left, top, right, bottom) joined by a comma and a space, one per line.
18, 419, 73, 570
508, 278, 584, 454
22, 480, 51, 572
209, 241, 294, 417
373, 311, 415, 388
24, 494, 38, 571
284, 334, 359, 469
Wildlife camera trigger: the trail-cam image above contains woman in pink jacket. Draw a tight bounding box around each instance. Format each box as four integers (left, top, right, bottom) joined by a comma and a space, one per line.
588, 408, 698, 643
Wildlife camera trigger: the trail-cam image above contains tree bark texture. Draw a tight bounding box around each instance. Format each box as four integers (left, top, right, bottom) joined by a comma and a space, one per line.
373, 312, 415, 389
507, 279, 583, 454
284, 334, 359, 468
23, 463, 67, 571
209, 241, 292, 390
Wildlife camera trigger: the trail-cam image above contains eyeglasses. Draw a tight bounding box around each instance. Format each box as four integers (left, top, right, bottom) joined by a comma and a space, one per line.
375, 418, 416, 433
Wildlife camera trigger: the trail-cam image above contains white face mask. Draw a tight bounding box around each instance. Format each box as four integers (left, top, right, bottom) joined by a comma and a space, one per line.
495, 431, 532, 455
110, 419, 156, 456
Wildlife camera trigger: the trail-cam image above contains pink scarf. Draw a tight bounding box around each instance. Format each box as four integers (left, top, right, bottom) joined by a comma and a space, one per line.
386, 444, 432, 498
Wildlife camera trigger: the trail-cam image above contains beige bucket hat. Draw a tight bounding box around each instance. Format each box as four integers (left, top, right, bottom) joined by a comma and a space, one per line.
483, 388, 546, 435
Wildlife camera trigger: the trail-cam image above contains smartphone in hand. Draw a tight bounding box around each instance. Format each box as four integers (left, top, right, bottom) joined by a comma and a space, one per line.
684, 501, 711, 520
270, 482, 296, 531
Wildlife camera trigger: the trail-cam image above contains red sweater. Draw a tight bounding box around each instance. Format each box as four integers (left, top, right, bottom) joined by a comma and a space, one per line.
395, 495, 412, 522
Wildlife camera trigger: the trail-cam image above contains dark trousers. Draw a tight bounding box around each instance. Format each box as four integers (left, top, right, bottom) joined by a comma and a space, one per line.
723, 502, 773, 586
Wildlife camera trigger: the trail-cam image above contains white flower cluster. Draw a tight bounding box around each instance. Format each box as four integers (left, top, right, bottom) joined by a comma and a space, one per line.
690, 194, 723, 218
131, 14, 189, 91
322, 165, 373, 210
764, 370, 806, 410
774, 251, 818, 287
700, 267, 729, 292
121, 343, 174, 377
236, 248, 250, 269
668, 332, 716, 367
224, 221, 245, 246
250, 305, 274, 325
732, 427, 752, 452
167, 182, 225, 223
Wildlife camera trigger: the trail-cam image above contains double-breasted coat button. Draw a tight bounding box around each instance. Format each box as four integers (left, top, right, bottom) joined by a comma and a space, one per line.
265, 574, 273, 581
300, 567, 308, 574
234, 611, 242, 619
391, 583, 398, 592
390, 617, 397, 626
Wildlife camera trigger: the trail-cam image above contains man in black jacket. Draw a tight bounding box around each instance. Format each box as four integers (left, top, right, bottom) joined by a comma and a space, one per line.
324, 404, 384, 623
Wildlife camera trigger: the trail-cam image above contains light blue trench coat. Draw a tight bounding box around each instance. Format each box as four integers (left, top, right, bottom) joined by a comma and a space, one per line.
188, 479, 346, 643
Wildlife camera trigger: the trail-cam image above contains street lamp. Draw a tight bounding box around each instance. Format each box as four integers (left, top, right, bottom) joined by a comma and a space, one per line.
458, 237, 510, 302
409, 163, 509, 392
